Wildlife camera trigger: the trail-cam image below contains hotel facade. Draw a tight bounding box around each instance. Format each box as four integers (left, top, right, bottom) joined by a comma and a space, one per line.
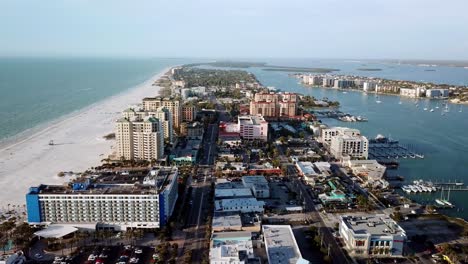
116, 116, 164, 161
26, 167, 179, 231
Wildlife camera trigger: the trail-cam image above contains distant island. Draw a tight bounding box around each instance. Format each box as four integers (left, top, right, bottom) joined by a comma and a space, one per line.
262, 67, 339, 73
357, 68, 382, 71
184, 61, 340, 73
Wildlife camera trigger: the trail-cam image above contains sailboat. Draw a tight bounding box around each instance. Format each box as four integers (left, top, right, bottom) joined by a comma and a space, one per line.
444, 103, 450, 113
435, 102, 440, 109
459, 105, 463, 113
398, 100, 402, 105
375, 95, 382, 104
435, 189, 446, 205
423, 100, 429, 111
430, 108, 434, 112
436, 188, 454, 207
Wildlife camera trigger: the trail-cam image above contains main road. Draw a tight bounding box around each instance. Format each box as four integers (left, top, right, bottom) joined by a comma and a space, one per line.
286, 164, 352, 264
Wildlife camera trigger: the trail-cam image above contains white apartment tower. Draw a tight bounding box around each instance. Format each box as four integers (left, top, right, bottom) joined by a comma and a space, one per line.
116, 116, 164, 161
155, 107, 174, 144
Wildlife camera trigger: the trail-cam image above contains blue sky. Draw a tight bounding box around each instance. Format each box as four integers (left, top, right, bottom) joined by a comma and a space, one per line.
1, 0, 467, 60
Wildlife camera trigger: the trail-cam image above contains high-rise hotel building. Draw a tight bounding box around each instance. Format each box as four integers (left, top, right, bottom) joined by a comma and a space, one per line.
142, 97, 181, 129
116, 116, 164, 161
249, 92, 297, 118
26, 167, 179, 231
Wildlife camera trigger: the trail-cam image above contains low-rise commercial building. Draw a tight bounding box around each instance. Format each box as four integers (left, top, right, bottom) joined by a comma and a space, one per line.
215, 198, 265, 213
242, 176, 270, 198
262, 225, 309, 264
26, 167, 179, 231
215, 188, 253, 200
339, 214, 406, 257
295, 161, 331, 185
209, 231, 259, 264
211, 212, 262, 233
343, 159, 387, 188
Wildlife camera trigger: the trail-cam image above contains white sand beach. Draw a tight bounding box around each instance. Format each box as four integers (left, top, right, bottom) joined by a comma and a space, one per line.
0, 68, 169, 210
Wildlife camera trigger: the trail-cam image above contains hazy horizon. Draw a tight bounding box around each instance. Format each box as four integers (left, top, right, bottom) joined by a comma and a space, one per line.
1, 0, 468, 60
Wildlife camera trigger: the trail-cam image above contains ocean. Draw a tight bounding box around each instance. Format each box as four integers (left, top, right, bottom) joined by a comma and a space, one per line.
0, 57, 190, 142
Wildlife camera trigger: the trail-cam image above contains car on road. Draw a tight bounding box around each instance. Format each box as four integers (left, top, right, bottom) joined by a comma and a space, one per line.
34, 253, 43, 259
87, 254, 96, 261
134, 248, 143, 254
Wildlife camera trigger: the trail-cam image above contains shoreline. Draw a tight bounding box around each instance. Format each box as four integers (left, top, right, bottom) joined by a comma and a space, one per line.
0, 66, 173, 209
301, 84, 468, 105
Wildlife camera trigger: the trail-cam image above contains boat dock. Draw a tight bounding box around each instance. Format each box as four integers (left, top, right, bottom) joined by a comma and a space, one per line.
368, 135, 424, 161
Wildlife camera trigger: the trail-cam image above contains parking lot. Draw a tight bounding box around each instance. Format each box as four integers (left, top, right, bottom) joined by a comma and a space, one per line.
32, 245, 158, 264
264, 181, 301, 212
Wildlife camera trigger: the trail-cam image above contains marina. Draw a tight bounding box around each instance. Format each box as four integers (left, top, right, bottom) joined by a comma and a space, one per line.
368, 135, 424, 160
312, 110, 368, 122
401, 179, 437, 194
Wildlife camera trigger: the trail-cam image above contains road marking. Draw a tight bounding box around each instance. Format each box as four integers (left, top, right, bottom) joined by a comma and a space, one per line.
196, 191, 205, 230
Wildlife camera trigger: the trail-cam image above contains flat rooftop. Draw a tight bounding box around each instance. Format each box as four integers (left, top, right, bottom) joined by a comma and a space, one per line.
263, 225, 306, 264
29, 167, 178, 196
215, 188, 253, 199
212, 212, 242, 230
341, 214, 406, 236
215, 198, 265, 211
242, 175, 268, 184
238, 115, 267, 125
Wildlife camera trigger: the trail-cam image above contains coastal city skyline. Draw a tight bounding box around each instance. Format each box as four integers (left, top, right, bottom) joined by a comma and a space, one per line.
1, 1, 468, 264
1, 0, 468, 59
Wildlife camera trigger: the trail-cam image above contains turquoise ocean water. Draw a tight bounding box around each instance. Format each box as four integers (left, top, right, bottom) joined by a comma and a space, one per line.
0, 57, 190, 142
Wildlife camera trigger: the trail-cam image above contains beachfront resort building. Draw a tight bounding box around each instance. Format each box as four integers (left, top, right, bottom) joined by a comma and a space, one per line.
26, 167, 179, 231
249, 92, 298, 118
330, 134, 369, 160
339, 214, 406, 257
321, 127, 361, 143
142, 97, 182, 129
262, 225, 309, 264
116, 116, 164, 161
238, 115, 269, 141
